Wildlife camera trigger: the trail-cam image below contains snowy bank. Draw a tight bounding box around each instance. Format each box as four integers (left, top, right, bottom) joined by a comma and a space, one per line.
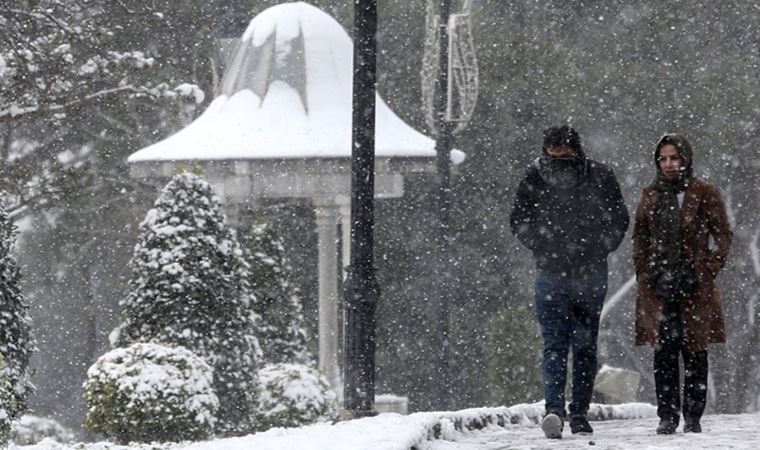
11, 402, 655, 450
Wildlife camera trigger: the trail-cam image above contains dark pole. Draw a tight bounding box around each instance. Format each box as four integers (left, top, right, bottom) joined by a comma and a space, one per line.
342, 0, 380, 418
433, 0, 453, 411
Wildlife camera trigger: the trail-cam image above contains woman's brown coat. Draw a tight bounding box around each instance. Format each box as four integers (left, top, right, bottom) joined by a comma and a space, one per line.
632, 177, 733, 352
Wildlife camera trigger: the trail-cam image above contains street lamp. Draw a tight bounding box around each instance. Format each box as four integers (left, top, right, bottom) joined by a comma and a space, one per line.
342, 0, 380, 418
433, 0, 454, 412
421, 0, 479, 410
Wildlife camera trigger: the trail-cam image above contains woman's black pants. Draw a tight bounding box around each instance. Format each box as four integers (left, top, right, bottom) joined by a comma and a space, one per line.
653, 301, 708, 423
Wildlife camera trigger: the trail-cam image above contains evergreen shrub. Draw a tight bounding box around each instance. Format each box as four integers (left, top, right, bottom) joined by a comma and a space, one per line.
11, 415, 75, 445
112, 172, 260, 434
242, 215, 310, 365
84, 342, 218, 443
0, 355, 15, 446
0, 198, 34, 421
254, 363, 338, 430
485, 303, 544, 407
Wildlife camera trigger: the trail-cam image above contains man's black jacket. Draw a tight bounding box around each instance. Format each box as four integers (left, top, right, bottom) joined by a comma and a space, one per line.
509, 158, 630, 277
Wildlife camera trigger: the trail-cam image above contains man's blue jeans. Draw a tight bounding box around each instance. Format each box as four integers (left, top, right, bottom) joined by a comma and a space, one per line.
533, 271, 607, 416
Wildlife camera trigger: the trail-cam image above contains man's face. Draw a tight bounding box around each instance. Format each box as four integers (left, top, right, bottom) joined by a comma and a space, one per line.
546, 146, 574, 158
658, 144, 683, 179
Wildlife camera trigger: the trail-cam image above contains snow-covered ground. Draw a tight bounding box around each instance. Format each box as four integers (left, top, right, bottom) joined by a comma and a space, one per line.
10, 403, 759, 449
431, 413, 760, 449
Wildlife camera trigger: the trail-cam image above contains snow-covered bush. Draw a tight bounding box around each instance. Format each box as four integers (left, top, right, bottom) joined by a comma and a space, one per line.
241, 214, 311, 365
1, 355, 15, 446
111, 172, 260, 434
11, 415, 75, 445
253, 363, 338, 430
83, 342, 218, 444
0, 199, 34, 421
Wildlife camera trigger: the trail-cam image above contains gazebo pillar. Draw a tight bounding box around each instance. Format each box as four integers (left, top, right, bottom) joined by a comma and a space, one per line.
338, 197, 351, 280
314, 199, 343, 394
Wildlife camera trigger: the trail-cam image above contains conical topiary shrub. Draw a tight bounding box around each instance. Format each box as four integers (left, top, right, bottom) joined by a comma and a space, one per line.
241, 213, 310, 365
111, 172, 260, 434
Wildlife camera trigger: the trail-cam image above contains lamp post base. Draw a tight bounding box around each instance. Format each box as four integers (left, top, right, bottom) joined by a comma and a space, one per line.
339, 408, 379, 421
341, 265, 380, 417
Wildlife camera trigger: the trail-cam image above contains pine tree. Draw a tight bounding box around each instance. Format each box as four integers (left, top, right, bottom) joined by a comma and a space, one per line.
0, 199, 34, 420
240, 213, 310, 365
112, 172, 260, 434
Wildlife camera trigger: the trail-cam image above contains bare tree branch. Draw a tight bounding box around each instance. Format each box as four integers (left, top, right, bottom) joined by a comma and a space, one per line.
0, 85, 162, 123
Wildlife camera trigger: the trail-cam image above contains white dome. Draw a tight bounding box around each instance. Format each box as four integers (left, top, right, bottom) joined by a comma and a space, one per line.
128, 2, 463, 163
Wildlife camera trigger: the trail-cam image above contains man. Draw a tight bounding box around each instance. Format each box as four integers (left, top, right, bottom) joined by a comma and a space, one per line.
632, 134, 732, 434
509, 125, 629, 439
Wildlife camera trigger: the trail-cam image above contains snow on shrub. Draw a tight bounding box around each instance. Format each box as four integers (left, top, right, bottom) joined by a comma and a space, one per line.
254, 363, 338, 430
0, 198, 34, 421
241, 216, 311, 366
0, 355, 14, 446
83, 342, 218, 443
11, 415, 75, 445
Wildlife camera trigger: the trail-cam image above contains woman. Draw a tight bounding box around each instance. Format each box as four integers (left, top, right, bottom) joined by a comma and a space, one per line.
632, 134, 732, 434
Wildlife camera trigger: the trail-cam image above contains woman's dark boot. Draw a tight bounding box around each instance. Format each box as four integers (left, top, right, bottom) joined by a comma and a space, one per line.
569, 415, 593, 435
656, 417, 679, 435
683, 417, 702, 433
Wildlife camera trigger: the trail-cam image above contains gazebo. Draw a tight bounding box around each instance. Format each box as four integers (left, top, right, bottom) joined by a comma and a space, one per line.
128, 1, 464, 394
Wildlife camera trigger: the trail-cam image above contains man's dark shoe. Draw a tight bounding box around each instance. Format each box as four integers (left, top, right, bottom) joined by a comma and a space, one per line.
541, 411, 564, 439
656, 418, 678, 435
569, 415, 593, 435
683, 418, 702, 433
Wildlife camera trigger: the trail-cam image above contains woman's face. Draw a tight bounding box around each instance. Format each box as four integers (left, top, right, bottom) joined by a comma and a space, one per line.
658, 144, 683, 179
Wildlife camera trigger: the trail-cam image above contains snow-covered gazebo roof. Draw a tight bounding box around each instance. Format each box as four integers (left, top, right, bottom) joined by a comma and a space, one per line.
128, 1, 462, 163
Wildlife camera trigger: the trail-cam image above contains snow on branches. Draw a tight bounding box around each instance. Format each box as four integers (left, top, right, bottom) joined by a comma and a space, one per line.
0, 1, 205, 219
0, 1, 198, 123
0, 198, 34, 422
242, 215, 311, 366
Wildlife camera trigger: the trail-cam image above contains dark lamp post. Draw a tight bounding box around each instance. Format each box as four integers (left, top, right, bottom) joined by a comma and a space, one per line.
432, 0, 453, 412
342, 0, 380, 418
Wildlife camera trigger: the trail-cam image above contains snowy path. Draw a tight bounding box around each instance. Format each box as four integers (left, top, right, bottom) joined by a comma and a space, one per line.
430, 413, 760, 449
13, 407, 759, 449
